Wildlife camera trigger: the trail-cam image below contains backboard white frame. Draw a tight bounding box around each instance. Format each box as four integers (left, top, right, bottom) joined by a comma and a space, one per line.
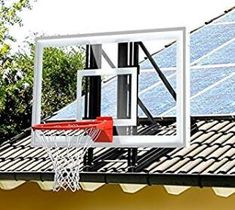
31, 27, 190, 148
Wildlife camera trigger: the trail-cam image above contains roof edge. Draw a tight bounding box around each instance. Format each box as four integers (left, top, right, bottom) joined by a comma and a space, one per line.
1, 172, 235, 188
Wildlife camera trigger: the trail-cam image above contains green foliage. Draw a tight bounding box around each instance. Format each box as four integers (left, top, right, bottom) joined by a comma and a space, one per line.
0, 49, 34, 138
0, 44, 85, 141
0, 0, 32, 140
0, 0, 85, 141
42, 47, 85, 117
0, 0, 31, 57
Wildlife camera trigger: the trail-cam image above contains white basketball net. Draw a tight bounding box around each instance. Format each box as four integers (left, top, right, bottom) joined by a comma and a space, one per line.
33, 127, 101, 192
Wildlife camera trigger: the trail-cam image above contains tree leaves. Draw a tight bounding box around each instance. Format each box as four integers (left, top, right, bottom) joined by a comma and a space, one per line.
0, 0, 85, 141
0, 0, 31, 57
0, 44, 85, 141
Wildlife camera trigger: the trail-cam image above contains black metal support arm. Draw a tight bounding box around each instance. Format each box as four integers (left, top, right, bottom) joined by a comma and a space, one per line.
138, 42, 176, 101
102, 50, 116, 68
138, 98, 156, 124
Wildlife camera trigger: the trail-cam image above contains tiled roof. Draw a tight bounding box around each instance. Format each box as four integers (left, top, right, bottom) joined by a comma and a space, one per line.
0, 116, 234, 188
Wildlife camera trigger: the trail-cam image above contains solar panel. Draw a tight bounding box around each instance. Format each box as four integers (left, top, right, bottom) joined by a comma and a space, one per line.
51, 65, 234, 120
139, 77, 176, 116
138, 70, 174, 91
161, 70, 235, 116
191, 73, 235, 115
51, 101, 77, 120
141, 24, 235, 69
191, 24, 235, 62
50, 10, 235, 121
194, 40, 235, 66
140, 44, 176, 69
101, 70, 175, 117
190, 66, 235, 94
141, 66, 235, 116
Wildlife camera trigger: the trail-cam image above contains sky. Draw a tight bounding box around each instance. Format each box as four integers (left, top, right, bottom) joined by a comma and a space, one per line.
13, 0, 235, 45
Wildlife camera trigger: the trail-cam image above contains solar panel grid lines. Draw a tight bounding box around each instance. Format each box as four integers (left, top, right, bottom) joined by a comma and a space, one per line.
192, 72, 235, 99
191, 75, 235, 115
191, 63, 235, 69
196, 42, 235, 66
140, 22, 235, 69
191, 37, 235, 66
141, 66, 235, 116
49, 11, 235, 121
190, 24, 235, 62
139, 72, 176, 96
161, 70, 235, 116
129, 63, 235, 73
51, 66, 235, 120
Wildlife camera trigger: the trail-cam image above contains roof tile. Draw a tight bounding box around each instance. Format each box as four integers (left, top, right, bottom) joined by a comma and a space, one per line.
203, 158, 229, 174
176, 159, 202, 174
150, 157, 182, 173
189, 159, 215, 174
216, 159, 235, 174
0, 118, 234, 182
206, 145, 231, 160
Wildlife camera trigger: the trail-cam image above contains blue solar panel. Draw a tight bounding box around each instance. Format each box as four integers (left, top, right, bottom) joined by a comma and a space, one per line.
51, 11, 235, 120
191, 74, 235, 115
139, 67, 235, 116
139, 77, 176, 116
138, 70, 174, 91
161, 69, 235, 116
52, 66, 235, 120
215, 11, 235, 23
101, 70, 175, 117
141, 24, 235, 69
190, 67, 235, 95
191, 24, 235, 62
194, 40, 235, 66
140, 45, 176, 69
51, 65, 235, 120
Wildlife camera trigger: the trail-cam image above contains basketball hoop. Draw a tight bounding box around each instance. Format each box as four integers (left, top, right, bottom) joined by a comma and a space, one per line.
32, 116, 113, 192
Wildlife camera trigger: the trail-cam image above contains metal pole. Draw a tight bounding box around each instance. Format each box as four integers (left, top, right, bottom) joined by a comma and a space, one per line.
117, 43, 129, 120
117, 42, 139, 171
84, 45, 90, 119
88, 44, 102, 118
128, 43, 139, 172
84, 44, 102, 170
